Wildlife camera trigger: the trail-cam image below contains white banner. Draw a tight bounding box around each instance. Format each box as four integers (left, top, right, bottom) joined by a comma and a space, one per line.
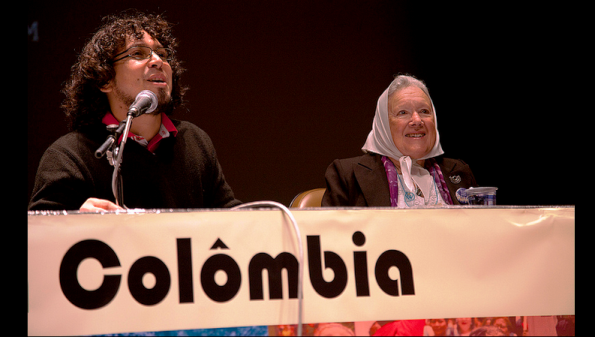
28, 207, 574, 336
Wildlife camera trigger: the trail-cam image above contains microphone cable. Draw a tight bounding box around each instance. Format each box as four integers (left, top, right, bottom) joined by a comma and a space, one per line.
231, 201, 304, 336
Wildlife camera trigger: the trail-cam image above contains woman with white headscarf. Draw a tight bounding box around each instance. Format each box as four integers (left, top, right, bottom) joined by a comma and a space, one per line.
322, 74, 477, 207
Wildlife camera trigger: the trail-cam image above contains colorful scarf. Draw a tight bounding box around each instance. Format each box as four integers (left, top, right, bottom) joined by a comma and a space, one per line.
381, 156, 453, 206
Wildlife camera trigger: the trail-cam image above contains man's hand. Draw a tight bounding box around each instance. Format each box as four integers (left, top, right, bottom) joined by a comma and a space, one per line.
80, 198, 124, 212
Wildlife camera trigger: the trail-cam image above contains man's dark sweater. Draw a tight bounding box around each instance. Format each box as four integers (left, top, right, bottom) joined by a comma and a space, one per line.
29, 119, 241, 211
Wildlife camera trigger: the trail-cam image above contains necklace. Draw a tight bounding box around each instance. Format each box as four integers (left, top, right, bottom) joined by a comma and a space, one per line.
397, 173, 438, 207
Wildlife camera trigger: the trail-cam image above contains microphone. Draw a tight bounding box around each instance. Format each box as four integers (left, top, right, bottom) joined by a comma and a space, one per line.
128, 90, 158, 117
95, 123, 125, 159
95, 91, 157, 159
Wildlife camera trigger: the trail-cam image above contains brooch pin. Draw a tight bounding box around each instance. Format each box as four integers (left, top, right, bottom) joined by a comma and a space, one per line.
449, 175, 462, 184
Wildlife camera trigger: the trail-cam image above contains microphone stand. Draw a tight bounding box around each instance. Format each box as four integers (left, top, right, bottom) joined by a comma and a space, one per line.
95, 114, 135, 209
110, 114, 135, 208
94, 90, 157, 209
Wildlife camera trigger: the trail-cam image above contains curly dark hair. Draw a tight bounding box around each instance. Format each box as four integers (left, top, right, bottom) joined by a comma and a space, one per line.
61, 10, 188, 131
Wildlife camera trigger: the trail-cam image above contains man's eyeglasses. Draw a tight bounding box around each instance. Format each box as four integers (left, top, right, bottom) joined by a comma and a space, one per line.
112, 46, 173, 63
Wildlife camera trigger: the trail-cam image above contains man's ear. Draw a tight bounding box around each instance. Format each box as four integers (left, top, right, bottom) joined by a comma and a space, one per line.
99, 81, 113, 93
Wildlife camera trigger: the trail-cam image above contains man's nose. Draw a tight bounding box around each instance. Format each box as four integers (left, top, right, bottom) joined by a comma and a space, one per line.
148, 51, 163, 68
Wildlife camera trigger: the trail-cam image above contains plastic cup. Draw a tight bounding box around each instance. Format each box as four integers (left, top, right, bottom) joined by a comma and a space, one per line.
466, 187, 498, 206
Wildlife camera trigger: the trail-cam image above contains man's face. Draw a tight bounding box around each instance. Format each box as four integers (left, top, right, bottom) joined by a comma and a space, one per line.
429, 319, 447, 336
387, 86, 436, 160
101, 31, 173, 117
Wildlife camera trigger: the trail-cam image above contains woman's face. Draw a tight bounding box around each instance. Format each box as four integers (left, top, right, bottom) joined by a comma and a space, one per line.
457, 317, 473, 333
493, 318, 510, 334
387, 86, 436, 160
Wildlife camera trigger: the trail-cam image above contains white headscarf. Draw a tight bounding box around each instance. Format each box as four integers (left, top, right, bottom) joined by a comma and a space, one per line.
362, 85, 444, 200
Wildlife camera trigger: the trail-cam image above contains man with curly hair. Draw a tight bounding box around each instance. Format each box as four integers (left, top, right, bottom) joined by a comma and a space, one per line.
29, 10, 241, 211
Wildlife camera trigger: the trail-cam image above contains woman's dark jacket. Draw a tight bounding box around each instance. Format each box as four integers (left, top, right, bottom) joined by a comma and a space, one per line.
322, 153, 477, 207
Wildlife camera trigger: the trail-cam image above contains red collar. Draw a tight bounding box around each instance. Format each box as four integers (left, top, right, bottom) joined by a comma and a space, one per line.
101, 112, 178, 153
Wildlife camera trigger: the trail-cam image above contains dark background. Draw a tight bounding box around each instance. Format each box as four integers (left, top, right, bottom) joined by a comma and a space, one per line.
28, 1, 574, 207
